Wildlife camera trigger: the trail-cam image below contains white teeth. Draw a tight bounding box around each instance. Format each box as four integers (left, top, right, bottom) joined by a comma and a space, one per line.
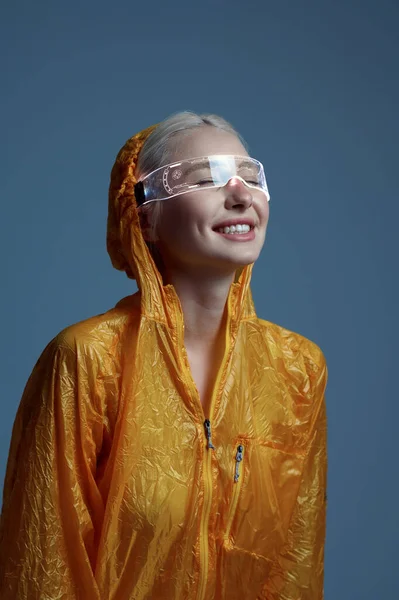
218, 224, 251, 234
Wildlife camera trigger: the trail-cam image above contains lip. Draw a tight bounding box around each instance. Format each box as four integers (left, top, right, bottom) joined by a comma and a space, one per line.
212, 217, 255, 230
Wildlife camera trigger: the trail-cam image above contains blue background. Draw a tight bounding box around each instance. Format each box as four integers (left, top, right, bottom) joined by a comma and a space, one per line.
1, 1, 398, 598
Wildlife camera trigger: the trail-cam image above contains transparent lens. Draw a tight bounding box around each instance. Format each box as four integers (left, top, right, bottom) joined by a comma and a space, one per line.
135, 155, 270, 206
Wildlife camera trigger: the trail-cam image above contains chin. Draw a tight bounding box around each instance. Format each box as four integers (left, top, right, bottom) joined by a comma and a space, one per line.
219, 256, 259, 272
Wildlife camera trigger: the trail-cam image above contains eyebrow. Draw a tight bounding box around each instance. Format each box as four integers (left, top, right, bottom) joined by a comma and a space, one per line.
182, 157, 255, 177
182, 162, 209, 177
236, 159, 255, 169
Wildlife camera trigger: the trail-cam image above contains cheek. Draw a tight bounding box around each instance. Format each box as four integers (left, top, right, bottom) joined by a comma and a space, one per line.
260, 200, 270, 225
164, 203, 207, 238
158, 216, 194, 250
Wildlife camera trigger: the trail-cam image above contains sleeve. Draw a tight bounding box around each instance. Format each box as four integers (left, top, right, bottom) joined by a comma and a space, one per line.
0, 334, 105, 600
257, 356, 329, 600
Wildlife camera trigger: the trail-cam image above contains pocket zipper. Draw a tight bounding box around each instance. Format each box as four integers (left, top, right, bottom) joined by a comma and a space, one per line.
224, 443, 245, 541
234, 444, 244, 482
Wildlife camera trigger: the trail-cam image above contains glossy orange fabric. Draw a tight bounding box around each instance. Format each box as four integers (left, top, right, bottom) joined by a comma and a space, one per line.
0, 125, 328, 599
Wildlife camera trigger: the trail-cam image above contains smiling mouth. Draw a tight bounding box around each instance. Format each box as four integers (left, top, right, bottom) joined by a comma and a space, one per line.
212, 225, 255, 234
212, 226, 256, 241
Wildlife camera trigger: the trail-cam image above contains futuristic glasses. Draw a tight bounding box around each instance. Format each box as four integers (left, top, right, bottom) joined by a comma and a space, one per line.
134, 154, 270, 207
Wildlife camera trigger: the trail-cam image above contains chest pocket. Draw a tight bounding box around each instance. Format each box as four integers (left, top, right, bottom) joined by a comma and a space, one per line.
216, 436, 307, 559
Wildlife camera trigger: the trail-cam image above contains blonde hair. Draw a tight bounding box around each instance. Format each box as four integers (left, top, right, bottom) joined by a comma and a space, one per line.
135, 110, 248, 276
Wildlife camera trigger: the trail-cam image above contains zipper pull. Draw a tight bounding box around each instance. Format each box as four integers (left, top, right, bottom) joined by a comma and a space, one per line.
204, 419, 216, 450
234, 444, 244, 482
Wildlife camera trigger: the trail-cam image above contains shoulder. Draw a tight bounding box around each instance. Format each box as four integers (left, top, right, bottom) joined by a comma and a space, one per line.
44, 293, 141, 366
255, 317, 328, 399
257, 317, 326, 367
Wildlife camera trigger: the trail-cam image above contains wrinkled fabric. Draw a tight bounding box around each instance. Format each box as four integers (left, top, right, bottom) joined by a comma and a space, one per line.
0, 125, 328, 600
106, 122, 158, 281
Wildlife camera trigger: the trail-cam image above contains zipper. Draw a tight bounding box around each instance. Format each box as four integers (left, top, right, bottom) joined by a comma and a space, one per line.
204, 419, 216, 449
175, 297, 232, 600
224, 443, 245, 542
196, 330, 232, 600
196, 435, 213, 600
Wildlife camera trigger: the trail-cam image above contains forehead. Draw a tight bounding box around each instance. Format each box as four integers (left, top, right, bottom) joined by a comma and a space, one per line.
168, 126, 248, 162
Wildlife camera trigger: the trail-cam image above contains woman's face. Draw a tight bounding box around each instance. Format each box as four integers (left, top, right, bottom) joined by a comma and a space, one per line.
143, 126, 270, 279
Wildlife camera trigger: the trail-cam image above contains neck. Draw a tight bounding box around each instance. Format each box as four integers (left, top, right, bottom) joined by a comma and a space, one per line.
163, 267, 236, 348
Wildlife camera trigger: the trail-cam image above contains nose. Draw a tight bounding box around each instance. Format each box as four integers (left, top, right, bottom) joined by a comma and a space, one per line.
223, 176, 253, 208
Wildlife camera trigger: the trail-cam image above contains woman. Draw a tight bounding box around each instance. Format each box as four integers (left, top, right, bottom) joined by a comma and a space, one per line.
0, 111, 328, 599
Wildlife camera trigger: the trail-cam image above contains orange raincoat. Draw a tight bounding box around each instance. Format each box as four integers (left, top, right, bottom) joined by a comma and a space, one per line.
0, 125, 328, 599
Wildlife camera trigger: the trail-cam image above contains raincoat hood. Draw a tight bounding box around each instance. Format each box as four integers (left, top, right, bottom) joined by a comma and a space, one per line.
0, 124, 329, 600
106, 124, 256, 329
